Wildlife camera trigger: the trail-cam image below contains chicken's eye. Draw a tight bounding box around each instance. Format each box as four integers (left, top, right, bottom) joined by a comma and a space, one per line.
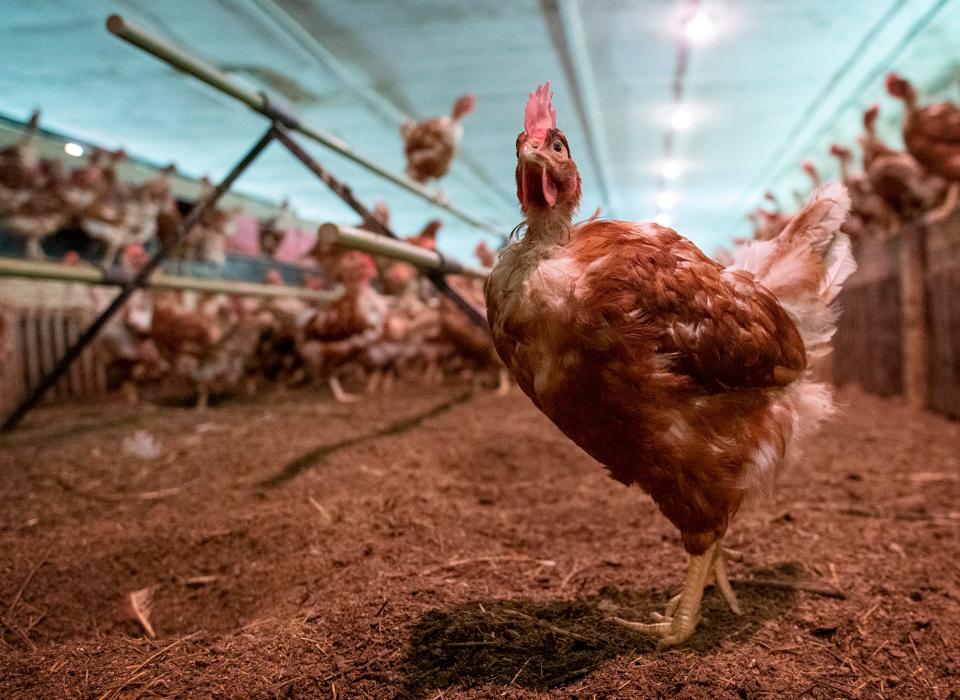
552, 141, 563, 153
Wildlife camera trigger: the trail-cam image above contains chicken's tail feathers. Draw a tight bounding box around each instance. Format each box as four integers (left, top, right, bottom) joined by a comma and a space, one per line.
778, 183, 851, 255
729, 183, 856, 358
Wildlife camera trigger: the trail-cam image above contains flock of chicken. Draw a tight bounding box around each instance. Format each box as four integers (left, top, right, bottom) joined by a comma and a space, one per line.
0, 95, 504, 408
93, 220, 504, 408
0, 111, 235, 267
746, 73, 960, 245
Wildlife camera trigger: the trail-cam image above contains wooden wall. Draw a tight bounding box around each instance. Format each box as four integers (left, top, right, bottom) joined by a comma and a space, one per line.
926, 266, 960, 417
834, 275, 903, 396
833, 215, 960, 419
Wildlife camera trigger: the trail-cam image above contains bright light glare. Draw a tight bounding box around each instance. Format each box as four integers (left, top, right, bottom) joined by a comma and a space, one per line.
655, 212, 672, 227
657, 191, 677, 210
671, 107, 693, 131
662, 160, 682, 180
64, 142, 84, 157
684, 11, 716, 43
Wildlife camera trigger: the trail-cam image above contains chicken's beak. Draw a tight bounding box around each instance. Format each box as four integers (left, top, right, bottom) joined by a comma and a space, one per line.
518, 141, 557, 208
520, 141, 546, 164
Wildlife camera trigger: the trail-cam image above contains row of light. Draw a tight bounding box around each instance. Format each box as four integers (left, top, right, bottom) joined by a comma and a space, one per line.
655, 6, 718, 228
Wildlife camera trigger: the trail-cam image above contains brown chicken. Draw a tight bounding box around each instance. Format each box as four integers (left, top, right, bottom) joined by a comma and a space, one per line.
299, 251, 387, 402
485, 83, 856, 646
175, 177, 231, 266
401, 95, 475, 184
751, 192, 790, 241
0, 177, 71, 259
886, 72, 960, 221
150, 293, 224, 408
0, 110, 43, 208
859, 104, 951, 224
98, 299, 165, 405
259, 198, 291, 258
474, 240, 497, 268
829, 143, 898, 239
0, 112, 72, 259
79, 149, 131, 266
124, 164, 177, 249
439, 273, 509, 394
380, 219, 443, 298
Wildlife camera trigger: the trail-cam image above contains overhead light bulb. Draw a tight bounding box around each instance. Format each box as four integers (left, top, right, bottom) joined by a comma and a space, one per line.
655, 212, 672, 227
671, 106, 693, 131
657, 191, 677, 210
684, 10, 717, 44
64, 142, 84, 157
662, 160, 681, 180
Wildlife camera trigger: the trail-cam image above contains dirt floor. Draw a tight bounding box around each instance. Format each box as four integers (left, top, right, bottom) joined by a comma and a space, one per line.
0, 384, 958, 699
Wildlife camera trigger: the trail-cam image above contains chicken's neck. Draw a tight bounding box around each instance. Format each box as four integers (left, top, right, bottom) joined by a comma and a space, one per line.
901, 92, 918, 116
837, 156, 850, 183
523, 208, 574, 249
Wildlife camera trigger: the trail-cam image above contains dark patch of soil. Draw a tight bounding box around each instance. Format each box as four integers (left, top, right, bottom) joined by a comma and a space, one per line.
0, 385, 958, 698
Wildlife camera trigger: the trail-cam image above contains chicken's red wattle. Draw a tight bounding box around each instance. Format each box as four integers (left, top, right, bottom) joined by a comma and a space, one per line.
520, 163, 557, 208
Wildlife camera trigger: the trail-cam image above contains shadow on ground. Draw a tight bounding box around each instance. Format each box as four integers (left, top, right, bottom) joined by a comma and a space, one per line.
401, 562, 801, 694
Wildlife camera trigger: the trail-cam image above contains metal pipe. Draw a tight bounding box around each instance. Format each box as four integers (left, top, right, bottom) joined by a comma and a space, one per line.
318, 224, 489, 279
105, 13, 504, 236
0, 257, 342, 302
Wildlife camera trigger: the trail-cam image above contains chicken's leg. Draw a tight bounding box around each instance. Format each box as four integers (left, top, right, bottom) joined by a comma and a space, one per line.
611, 541, 718, 647
495, 367, 511, 396
365, 368, 383, 395
648, 544, 742, 621
925, 181, 960, 224
328, 375, 359, 403
712, 545, 742, 615
26, 237, 43, 260
195, 385, 209, 411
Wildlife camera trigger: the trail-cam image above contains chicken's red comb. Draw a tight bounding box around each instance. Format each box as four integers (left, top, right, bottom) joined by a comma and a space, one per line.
524, 82, 557, 141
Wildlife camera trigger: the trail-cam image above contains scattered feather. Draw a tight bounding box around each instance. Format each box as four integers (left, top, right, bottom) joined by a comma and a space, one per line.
122, 431, 162, 460
122, 587, 156, 638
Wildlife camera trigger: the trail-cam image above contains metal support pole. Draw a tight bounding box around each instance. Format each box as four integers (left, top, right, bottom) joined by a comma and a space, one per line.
317, 224, 488, 279
0, 256, 342, 302
2, 126, 277, 431
272, 126, 489, 328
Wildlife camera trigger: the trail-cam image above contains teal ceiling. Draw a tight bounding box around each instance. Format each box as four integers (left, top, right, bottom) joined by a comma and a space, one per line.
1, 0, 959, 260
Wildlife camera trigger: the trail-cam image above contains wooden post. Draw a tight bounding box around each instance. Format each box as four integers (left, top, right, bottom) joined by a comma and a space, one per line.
898, 221, 928, 409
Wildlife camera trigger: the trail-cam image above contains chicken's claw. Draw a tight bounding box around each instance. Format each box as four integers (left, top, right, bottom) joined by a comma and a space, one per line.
328, 376, 359, 403
611, 540, 741, 648
712, 546, 742, 615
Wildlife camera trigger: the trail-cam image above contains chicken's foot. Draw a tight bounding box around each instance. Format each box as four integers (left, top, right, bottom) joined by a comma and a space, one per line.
365, 369, 383, 395
611, 540, 740, 647
328, 375, 359, 403
26, 238, 44, 260
495, 367, 511, 396
101, 243, 120, 271
925, 181, 960, 224
713, 545, 742, 615
195, 385, 209, 411
648, 544, 742, 622
121, 380, 139, 407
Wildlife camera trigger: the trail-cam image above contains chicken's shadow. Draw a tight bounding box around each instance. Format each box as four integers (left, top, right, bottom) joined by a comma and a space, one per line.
400, 562, 801, 694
